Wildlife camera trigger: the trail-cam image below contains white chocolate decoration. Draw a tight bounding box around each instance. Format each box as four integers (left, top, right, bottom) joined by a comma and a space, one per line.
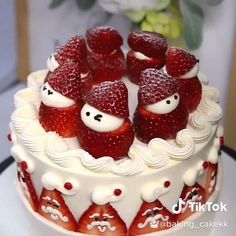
91, 184, 124, 205
145, 93, 180, 114
179, 63, 199, 79
41, 82, 75, 108
81, 104, 124, 132
134, 51, 151, 60
47, 53, 59, 72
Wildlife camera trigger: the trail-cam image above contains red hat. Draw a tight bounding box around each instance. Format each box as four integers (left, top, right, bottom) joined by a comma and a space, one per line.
86, 80, 129, 118
138, 68, 179, 106
47, 62, 82, 102
53, 35, 88, 71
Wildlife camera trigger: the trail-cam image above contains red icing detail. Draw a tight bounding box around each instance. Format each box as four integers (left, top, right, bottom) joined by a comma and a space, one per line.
7, 134, 12, 142
164, 181, 171, 188
202, 161, 209, 169
114, 188, 122, 196
64, 182, 73, 190
220, 136, 224, 146
21, 161, 28, 170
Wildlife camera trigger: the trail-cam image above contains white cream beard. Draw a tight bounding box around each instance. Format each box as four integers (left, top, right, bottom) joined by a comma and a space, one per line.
41, 205, 69, 222
138, 214, 169, 229
134, 51, 151, 60
41, 82, 75, 108
87, 221, 116, 232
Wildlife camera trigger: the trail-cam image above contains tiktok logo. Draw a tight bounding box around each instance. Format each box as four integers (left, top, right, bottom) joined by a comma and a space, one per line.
172, 198, 186, 214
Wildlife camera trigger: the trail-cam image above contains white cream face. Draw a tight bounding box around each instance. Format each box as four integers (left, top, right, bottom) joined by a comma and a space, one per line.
179, 63, 199, 79
145, 93, 180, 114
47, 53, 59, 72
41, 82, 75, 108
81, 104, 124, 132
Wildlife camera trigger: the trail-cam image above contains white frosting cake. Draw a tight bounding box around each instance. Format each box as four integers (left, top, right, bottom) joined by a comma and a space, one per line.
10, 29, 223, 236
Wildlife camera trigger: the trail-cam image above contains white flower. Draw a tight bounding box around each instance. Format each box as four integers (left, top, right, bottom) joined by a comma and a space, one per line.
97, 0, 171, 14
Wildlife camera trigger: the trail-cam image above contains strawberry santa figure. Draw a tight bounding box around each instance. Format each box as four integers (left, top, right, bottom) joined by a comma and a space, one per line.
17, 162, 38, 211
86, 26, 126, 83
77, 185, 127, 235
39, 62, 83, 137
165, 47, 202, 112
175, 183, 206, 222
38, 188, 78, 231
129, 180, 175, 235
133, 69, 189, 143
46, 35, 93, 96
77, 80, 134, 160
127, 31, 168, 84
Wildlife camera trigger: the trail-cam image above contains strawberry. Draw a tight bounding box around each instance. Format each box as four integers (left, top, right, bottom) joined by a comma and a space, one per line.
175, 183, 206, 222
77, 118, 134, 159
166, 48, 202, 112
39, 62, 83, 137
129, 200, 175, 235
175, 77, 202, 112
86, 27, 123, 54
17, 162, 38, 211
126, 51, 165, 84
77, 203, 127, 235
86, 80, 129, 118
39, 103, 81, 137
127, 32, 167, 84
204, 163, 218, 200
166, 47, 198, 78
87, 48, 125, 83
77, 81, 134, 159
81, 70, 93, 98
38, 188, 77, 231
133, 69, 189, 142
128, 31, 167, 58
47, 35, 88, 72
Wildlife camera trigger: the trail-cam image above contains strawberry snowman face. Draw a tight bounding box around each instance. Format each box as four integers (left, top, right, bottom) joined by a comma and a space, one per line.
41, 82, 75, 108
38, 188, 77, 231
145, 93, 180, 114
78, 203, 127, 235
80, 103, 124, 132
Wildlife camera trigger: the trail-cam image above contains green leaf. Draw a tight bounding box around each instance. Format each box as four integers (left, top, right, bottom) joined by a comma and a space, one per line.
75, 0, 96, 10
180, 0, 204, 50
207, 0, 223, 6
126, 10, 146, 23
49, 0, 67, 9
154, 0, 171, 11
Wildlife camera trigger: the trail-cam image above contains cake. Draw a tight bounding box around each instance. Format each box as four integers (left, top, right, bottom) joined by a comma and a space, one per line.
10, 27, 223, 236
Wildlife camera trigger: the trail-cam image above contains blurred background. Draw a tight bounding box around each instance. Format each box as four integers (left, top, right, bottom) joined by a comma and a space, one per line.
0, 0, 236, 162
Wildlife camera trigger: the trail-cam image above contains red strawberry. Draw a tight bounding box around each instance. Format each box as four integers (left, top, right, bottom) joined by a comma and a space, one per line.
77, 81, 134, 159
133, 69, 189, 143
78, 118, 134, 159
81, 70, 93, 98
175, 183, 206, 222
39, 63, 83, 137
38, 188, 77, 231
127, 32, 167, 84
39, 103, 81, 137
86, 27, 123, 54
126, 51, 165, 84
17, 162, 38, 211
77, 203, 127, 235
129, 200, 175, 235
166, 47, 198, 78
204, 163, 218, 200
166, 48, 202, 112
47, 35, 88, 72
128, 31, 167, 58
86, 80, 129, 118
87, 48, 125, 83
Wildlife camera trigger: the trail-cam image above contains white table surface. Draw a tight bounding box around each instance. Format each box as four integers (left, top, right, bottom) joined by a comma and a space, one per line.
0, 152, 235, 236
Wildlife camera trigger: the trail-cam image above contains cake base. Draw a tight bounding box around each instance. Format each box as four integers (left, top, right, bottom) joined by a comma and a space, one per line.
17, 161, 222, 236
